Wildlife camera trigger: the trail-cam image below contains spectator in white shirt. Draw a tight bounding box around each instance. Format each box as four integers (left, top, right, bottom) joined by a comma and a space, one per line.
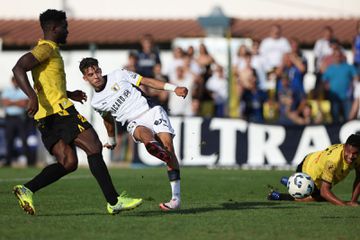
168, 66, 196, 116
313, 26, 334, 96
314, 26, 334, 74
206, 64, 228, 117
250, 39, 267, 91
259, 24, 291, 72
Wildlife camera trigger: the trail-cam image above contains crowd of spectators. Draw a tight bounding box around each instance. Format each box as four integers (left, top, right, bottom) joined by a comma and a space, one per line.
2, 22, 360, 165
123, 23, 360, 127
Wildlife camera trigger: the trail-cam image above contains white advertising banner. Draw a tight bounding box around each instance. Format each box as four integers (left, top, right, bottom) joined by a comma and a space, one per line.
134, 117, 360, 167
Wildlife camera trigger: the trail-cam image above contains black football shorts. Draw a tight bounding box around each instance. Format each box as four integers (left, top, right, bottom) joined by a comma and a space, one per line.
35, 105, 92, 154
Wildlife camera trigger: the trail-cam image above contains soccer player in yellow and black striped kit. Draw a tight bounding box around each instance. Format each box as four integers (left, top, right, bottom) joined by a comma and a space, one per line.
11, 9, 142, 215
268, 134, 360, 206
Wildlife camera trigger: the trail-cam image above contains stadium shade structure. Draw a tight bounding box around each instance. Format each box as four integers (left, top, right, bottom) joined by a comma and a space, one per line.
197, 6, 231, 38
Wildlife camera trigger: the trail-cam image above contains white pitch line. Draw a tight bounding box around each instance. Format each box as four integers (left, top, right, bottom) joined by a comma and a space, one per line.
0, 175, 92, 183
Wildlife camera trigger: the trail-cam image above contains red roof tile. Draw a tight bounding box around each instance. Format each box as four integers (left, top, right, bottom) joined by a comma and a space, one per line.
0, 18, 358, 47
231, 18, 359, 45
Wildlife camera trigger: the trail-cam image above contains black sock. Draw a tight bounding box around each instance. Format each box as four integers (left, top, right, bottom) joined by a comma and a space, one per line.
24, 163, 68, 193
88, 153, 118, 205
167, 169, 180, 181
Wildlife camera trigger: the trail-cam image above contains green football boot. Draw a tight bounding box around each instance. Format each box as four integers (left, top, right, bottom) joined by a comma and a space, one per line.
13, 185, 35, 215
107, 191, 143, 215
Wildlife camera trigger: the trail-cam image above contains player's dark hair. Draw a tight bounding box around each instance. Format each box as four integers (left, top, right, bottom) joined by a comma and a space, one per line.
39, 9, 67, 31
345, 134, 360, 148
79, 57, 99, 74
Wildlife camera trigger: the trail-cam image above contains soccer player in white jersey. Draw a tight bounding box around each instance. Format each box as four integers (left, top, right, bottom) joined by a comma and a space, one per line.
79, 57, 188, 211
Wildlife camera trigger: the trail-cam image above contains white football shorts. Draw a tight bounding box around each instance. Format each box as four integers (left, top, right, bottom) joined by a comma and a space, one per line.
126, 106, 175, 143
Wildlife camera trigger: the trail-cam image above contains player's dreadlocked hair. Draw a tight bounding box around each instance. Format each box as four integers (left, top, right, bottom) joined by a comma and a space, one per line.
79, 57, 99, 74
39, 9, 67, 31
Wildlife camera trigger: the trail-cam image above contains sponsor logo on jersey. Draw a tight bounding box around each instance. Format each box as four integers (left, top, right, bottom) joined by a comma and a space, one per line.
110, 90, 131, 113
111, 83, 120, 92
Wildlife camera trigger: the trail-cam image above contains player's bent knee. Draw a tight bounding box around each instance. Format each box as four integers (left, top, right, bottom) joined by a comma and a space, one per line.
135, 126, 154, 144
65, 162, 78, 173
61, 158, 78, 172
55, 153, 77, 172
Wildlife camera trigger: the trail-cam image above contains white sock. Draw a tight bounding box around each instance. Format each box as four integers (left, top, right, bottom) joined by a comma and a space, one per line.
170, 180, 180, 201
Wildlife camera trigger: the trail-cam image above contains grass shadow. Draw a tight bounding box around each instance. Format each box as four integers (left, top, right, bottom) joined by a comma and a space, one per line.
128, 201, 301, 217
221, 201, 301, 210
27, 201, 302, 218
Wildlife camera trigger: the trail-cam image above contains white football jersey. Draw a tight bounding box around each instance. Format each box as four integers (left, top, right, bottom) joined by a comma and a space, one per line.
91, 68, 151, 125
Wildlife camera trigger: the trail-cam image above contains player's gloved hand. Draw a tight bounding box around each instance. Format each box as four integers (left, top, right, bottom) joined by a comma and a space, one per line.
68, 90, 87, 104
103, 136, 116, 150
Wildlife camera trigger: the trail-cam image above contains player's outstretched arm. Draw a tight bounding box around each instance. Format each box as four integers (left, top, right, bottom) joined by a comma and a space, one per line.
141, 77, 188, 98
12, 52, 41, 117
320, 180, 347, 206
140, 77, 166, 90
102, 112, 117, 150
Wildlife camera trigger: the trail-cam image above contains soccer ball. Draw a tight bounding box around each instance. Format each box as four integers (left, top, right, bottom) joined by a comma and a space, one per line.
287, 172, 314, 199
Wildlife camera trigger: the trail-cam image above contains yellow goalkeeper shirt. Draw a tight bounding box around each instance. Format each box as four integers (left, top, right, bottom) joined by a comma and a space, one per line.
31, 39, 73, 120
302, 144, 360, 189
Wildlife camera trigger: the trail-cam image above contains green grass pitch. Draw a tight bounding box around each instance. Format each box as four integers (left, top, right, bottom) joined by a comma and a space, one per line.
0, 167, 359, 240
